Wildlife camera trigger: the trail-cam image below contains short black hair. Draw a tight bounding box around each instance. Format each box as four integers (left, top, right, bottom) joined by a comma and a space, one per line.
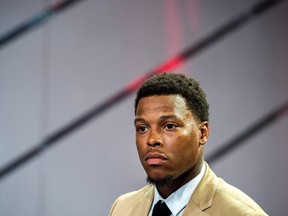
134, 72, 209, 122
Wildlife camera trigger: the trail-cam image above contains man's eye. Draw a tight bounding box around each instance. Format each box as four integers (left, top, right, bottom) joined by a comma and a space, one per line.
164, 123, 177, 130
137, 126, 148, 133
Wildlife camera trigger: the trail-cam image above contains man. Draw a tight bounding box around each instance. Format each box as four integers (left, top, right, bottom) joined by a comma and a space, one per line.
109, 72, 267, 216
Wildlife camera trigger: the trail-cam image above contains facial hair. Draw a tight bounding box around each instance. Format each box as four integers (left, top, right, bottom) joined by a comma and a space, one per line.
146, 175, 173, 187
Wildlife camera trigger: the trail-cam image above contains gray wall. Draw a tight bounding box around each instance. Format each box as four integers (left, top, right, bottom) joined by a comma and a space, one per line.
1, 0, 288, 215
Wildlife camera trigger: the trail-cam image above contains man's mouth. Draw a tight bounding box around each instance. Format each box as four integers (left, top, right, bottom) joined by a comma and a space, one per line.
144, 152, 167, 165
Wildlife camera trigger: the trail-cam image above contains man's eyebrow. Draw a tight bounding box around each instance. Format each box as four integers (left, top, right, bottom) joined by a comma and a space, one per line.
134, 118, 146, 124
134, 115, 178, 124
159, 114, 178, 120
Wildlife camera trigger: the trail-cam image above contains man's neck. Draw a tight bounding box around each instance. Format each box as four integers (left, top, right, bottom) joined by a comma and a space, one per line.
156, 161, 203, 198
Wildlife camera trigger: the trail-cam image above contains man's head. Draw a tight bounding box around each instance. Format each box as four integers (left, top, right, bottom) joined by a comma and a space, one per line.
134, 72, 209, 122
134, 72, 210, 196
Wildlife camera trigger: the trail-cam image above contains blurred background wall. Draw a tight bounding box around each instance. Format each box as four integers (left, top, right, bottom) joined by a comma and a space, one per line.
0, 0, 288, 215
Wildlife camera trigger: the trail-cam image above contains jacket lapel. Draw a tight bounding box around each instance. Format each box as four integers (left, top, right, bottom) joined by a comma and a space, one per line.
130, 184, 154, 215
183, 162, 218, 216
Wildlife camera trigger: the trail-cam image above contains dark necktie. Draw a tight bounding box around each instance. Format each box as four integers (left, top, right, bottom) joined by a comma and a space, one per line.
152, 200, 172, 216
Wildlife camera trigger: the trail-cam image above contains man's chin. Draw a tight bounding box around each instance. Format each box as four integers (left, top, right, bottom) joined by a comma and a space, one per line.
146, 175, 173, 187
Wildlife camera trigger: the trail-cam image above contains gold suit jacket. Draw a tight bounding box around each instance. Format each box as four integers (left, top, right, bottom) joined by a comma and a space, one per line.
109, 163, 268, 216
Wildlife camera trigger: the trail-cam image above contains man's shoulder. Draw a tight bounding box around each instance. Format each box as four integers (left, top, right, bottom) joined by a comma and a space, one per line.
116, 184, 153, 202
212, 178, 268, 215
191, 163, 268, 215
109, 184, 154, 216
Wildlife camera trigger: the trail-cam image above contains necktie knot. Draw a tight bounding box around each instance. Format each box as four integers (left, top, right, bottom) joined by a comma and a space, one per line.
152, 200, 172, 216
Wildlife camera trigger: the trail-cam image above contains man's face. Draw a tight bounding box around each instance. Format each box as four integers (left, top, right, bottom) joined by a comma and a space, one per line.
134, 95, 209, 185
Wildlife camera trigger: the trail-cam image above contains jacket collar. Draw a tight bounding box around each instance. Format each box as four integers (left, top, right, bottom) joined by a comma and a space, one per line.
183, 162, 218, 215
133, 162, 217, 216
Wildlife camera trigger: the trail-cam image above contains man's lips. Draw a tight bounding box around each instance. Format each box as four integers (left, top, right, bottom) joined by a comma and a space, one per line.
144, 152, 167, 165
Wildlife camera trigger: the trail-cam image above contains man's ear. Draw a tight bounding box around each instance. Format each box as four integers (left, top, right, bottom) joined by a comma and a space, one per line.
199, 121, 209, 145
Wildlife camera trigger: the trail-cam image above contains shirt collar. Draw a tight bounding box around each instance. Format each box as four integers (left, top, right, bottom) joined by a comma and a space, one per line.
152, 164, 206, 216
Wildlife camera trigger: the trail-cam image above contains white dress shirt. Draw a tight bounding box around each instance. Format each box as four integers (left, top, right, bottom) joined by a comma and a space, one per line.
148, 164, 205, 216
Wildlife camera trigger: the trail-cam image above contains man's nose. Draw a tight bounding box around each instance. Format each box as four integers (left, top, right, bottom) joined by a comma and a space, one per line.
147, 129, 163, 147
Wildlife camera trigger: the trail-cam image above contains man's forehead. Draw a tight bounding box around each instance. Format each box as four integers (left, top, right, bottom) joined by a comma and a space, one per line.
135, 95, 193, 120
137, 95, 189, 110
